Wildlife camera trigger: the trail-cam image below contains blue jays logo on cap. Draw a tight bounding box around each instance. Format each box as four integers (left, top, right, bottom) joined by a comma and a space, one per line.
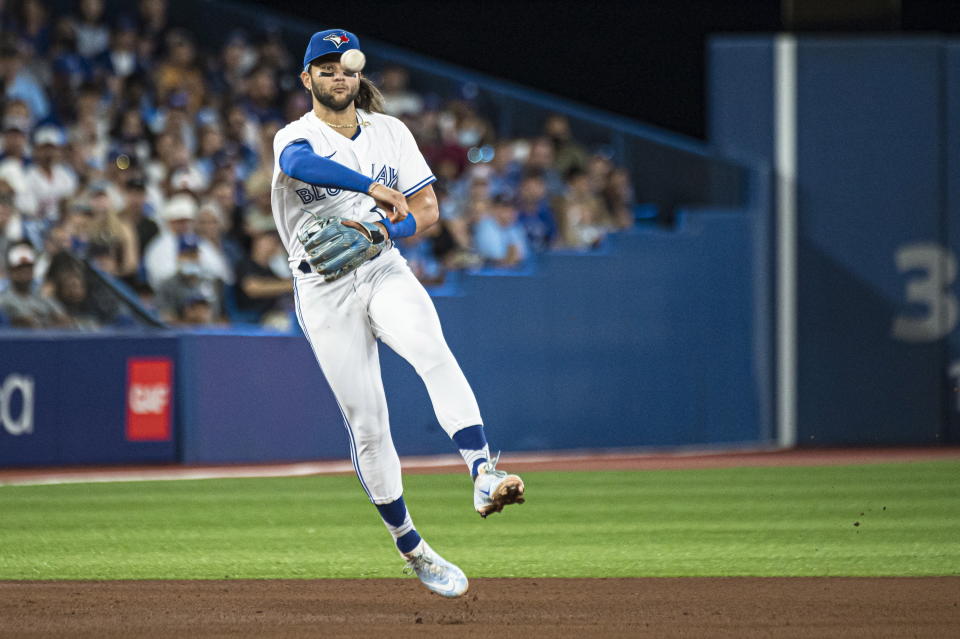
303, 29, 360, 69
323, 33, 350, 48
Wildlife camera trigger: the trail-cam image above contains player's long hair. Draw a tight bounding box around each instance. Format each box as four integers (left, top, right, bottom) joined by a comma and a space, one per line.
356, 77, 385, 113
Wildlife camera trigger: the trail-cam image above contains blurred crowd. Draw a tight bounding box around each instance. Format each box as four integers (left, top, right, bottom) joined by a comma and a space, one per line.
0, 0, 640, 330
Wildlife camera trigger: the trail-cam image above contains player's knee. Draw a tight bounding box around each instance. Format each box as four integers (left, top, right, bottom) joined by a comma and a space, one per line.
408, 338, 455, 375
352, 427, 392, 454
340, 399, 387, 423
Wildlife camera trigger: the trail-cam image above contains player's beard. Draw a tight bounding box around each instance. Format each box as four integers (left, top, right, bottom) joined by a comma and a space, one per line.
311, 78, 359, 112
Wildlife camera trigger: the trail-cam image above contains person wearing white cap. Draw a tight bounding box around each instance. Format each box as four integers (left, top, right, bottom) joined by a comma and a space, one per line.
0, 241, 71, 328
142, 193, 233, 291
24, 125, 78, 221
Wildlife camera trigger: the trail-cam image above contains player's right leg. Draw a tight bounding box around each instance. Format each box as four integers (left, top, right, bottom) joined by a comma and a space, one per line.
292, 273, 466, 596
292, 274, 400, 503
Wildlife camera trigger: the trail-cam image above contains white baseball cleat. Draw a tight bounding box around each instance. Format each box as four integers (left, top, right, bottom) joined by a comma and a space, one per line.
402, 540, 469, 598
474, 454, 525, 518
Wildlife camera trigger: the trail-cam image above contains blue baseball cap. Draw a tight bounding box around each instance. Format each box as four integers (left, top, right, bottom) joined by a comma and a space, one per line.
303, 29, 360, 70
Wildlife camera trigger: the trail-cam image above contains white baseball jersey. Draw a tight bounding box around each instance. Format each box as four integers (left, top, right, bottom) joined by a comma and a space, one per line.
270, 109, 435, 272
24, 163, 78, 221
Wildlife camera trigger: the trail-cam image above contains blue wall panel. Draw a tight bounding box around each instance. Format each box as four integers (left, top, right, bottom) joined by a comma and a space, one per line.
709, 37, 955, 446
794, 40, 943, 444
0, 334, 179, 467
177, 334, 344, 463
0, 337, 65, 466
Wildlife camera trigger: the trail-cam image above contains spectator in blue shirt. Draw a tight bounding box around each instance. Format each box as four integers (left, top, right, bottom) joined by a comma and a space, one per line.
473, 195, 529, 268
515, 172, 558, 251
487, 140, 522, 199
0, 38, 50, 123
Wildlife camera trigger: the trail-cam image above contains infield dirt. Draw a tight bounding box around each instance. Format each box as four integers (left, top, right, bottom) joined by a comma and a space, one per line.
1, 577, 959, 638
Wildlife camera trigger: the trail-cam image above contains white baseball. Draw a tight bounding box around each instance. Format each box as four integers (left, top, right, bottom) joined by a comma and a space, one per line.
340, 49, 366, 74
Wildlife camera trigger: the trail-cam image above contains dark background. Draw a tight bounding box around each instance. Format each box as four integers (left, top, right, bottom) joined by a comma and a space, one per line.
245, 0, 957, 139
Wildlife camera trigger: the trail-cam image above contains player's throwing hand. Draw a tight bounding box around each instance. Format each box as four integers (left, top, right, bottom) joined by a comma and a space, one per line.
368, 182, 409, 221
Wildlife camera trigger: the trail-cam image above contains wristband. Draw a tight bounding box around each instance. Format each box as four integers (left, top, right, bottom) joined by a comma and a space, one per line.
381, 213, 417, 239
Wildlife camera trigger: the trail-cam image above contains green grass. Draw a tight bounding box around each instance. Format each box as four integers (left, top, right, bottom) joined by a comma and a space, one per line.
0, 461, 958, 579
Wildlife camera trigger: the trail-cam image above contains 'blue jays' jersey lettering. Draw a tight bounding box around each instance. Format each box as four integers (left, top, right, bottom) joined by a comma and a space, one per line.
372, 164, 399, 189
295, 184, 344, 204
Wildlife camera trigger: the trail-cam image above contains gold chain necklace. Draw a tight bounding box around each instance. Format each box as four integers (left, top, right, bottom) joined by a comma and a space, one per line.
322, 117, 370, 128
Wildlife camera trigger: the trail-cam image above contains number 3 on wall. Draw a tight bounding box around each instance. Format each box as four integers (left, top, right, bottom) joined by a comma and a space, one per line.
891, 242, 958, 342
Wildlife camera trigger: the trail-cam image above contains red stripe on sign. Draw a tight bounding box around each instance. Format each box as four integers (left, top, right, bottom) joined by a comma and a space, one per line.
125, 358, 173, 442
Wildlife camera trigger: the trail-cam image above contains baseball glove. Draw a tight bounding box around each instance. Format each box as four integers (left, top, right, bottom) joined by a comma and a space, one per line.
297, 213, 386, 282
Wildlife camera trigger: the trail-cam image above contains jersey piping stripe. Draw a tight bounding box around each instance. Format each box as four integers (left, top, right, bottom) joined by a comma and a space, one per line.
338, 401, 373, 501
292, 278, 372, 500
402, 175, 437, 197
292, 277, 374, 500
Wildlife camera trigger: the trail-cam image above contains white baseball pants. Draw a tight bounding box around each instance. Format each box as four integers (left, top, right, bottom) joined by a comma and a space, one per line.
293, 248, 483, 504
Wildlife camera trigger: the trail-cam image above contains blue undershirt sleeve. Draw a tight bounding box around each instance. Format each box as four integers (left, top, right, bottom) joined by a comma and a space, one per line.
381, 213, 417, 239
278, 140, 375, 194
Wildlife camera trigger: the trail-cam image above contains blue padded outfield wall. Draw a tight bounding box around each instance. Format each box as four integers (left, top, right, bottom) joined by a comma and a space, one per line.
0, 334, 179, 466
175, 334, 346, 463
710, 36, 960, 446
0, 206, 772, 466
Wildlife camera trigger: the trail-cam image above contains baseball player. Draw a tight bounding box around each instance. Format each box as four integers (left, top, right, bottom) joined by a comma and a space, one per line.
270, 29, 525, 598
